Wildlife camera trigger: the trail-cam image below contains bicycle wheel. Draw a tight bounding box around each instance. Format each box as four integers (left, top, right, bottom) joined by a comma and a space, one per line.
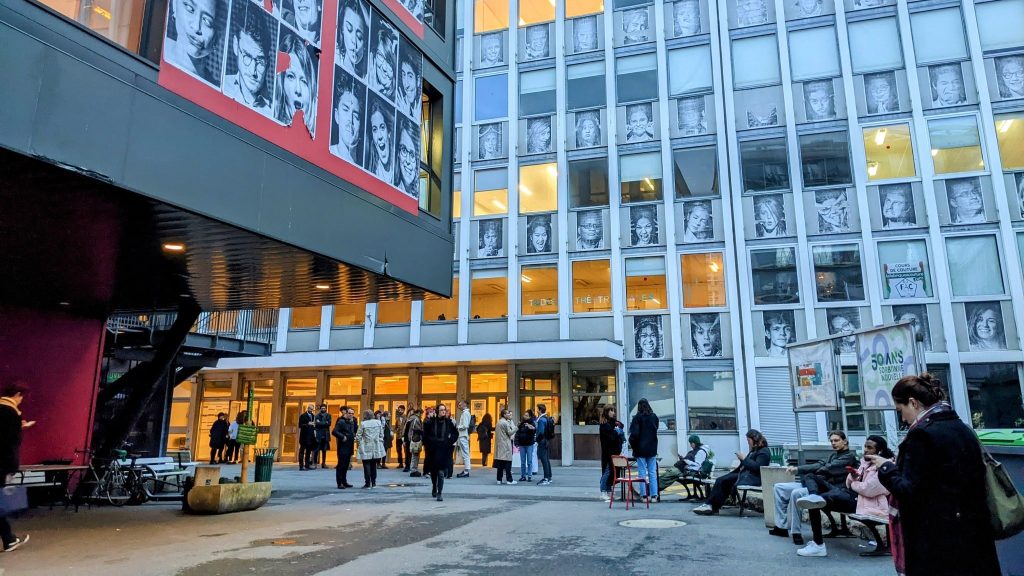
103, 467, 130, 506
128, 466, 157, 505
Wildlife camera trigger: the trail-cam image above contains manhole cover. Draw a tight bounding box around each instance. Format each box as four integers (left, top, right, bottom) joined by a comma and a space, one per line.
618, 519, 687, 529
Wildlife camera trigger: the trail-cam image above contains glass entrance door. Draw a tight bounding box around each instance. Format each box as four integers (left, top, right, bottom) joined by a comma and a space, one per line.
469, 372, 510, 465
281, 400, 317, 462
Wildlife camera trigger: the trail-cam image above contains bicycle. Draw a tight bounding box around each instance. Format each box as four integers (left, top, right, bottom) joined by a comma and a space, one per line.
74, 447, 157, 506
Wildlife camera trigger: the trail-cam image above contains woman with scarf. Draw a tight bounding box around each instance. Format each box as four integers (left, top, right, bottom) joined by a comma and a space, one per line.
422, 403, 458, 501
866, 373, 999, 575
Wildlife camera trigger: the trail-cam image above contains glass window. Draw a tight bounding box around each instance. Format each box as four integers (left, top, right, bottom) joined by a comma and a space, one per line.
285, 378, 317, 397
377, 301, 411, 324
373, 374, 409, 395
800, 131, 852, 188
626, 256, 667, 310
812, 244, 865, 302
521, 265, 558, 315
668, 45, 713, 96
329, 376, 362, 396
863, 123, 916, 181
627, 372, 676, 430
732, 35, 781, 89
42, 0, 145, 56
471, 269, 509, 318
474, 74, 509, 121
202, 380, 232, 398
476, 0, 510, 32
965, 364, 1024, 429
333, 303, 366, 326
946, 236, 1004, 297
740, 138, 790, 192
681, 252, 726, 308
848, 17, 904, 74
616, 53, 659, 104
572, 371, 616, 425
788, 27, 840, 81
567, 61, 607, 111
750, 247, 800, 305
569, 158, 610, 208
455, 80, 463, 124
975, 0, 1024, 52
685, 371, 737, 432
877, 239, 932, 299
567, 0, 605, 17
826, 370, 886, 434
674, 146, 719, 198
422, 373, 458, 394
474, 168, 509, 215
910, 8, 967, 64
520, 69, 556, 116
470, 372, 506, 393
620, 153, 663, 204
929, 116, 984, 174
572, 259, 612, 313
519, 163, 558, 213
519, 0, 555, 24
424, 277, 459, 321
289, 306, 321, 329
520, 372, 559, 421
453, 180, 462, 219
996, 114, 1024, 170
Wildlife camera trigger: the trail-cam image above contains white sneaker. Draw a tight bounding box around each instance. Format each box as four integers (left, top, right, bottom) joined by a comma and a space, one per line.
796, 494, 827, 510
601, 491, 611, 502
497, 480, 503, 485
797, 542, 827, 557
509, 480, 518, 485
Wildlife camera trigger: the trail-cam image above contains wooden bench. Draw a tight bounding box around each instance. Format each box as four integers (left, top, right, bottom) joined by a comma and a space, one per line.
692, 461, 761, 516
10, 470, 61, 488
842, 512, 891, 556
116, 456, 195, 493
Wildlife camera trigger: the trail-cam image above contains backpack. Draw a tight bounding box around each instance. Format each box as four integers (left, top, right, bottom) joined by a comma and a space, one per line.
698, 447, 715, 479
543, 416, 555, 440
468, 413, 477, 434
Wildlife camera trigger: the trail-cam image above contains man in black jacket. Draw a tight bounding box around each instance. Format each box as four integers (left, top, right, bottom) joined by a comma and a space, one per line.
331, 406, 356, 488
314, 404, 332, 469
298, 404, 317, 470
1, 382, 32, 552
208, 412, 229, 464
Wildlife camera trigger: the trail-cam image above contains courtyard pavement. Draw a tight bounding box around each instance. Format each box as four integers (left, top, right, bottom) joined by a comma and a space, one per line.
0, 463, 895, 576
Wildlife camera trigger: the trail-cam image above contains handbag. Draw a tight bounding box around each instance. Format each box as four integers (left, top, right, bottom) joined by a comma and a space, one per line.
978, 442, 1024, 540
0, 484, 28, 515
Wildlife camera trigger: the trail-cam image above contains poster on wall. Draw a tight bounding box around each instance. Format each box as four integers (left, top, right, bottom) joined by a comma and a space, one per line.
787, 340, 839, 412
855, 322, 920, 410
159, 0, 427, 213
882, 261, 928, 299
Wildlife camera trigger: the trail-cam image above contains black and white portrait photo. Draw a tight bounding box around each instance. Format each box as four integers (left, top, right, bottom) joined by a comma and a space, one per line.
523, 24, 549, 60
815, 188, 850, 233
690, 313, 722, 358
892, 304, 932, 351
1017, 172, 1024, 219
284, 0, 323, 46
791, 0, 824, 17
763, 310, 795, 357
827, 308, 860, 354
754, 194, 787, 238
364, 92, 397, 181
526, 215, 553, 253
625, 103, 655, 143
634, 315, 664, 359
995, 55, 1024, 100
879, 183, 916, 228
735, 0, 768, 27
223, 0, 277, 116
673, 0, 701, 37
803, 80, 836, 122
676, 97, 708, 136
576, 209, 605, 250
274, 31, 318, 135
946, 177, 985, 224
622, 8, 650, 45
336, 0, 370, 81
630, 206, 659, 246
368, 13, 398, 100
330, 68, 366, 165
397, 0, 423, 23
928, 64, 967, 107
852, 0, 887, 8
395, 38, 422, 122
477, 123, 503, 160
163, 0, 228, 87
575, 110, 602, 148
573, 15, 599, 52
479, 32, 504, 67
746, 104, 778, 128
864, 71, 899, 114
682, 200, 713, 242
393, 116, 421, 199
966, 301, 1005, 351
526, 117, 553, 154
477, 219, 504, 257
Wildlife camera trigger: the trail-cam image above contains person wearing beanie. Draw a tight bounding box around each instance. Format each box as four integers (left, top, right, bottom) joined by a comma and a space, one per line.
656, 433, 713, 495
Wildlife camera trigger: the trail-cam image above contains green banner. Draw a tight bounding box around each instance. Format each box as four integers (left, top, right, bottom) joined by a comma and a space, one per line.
236, 424, 258, 446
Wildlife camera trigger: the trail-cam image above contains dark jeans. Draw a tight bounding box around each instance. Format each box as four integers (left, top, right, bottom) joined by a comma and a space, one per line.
395, 439, 405, 468
336, 450, 352, 486
298, 444, 316, 469
362, 459, 378, 486
481, 451, 490, 468
223, 440, 239, 462
209, 445, 225, 464
706, 471, 741, 511
318, 440, 330, 466
495, 460, 512, 482
801, 474, 838, 496
403, 441, 412, 469
0, 477, 15, 547
431, 471, 445, 495
537, 440, 552, 480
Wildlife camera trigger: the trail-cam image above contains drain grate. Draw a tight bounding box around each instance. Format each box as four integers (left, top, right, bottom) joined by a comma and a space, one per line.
618, 519, 687, 529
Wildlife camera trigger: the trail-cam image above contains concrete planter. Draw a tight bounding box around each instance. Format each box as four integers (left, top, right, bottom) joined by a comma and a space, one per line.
186, 481, 272, 514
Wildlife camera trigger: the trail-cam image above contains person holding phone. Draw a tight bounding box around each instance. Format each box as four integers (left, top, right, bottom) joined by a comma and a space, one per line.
1, 382, 33, 552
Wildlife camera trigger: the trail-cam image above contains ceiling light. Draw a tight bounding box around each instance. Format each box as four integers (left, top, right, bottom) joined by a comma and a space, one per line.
874, 128, 887, 146
492, 199, 507, 211
931, 149, 939, 157
519, 184, 533, 196
521, 274, 532, 283
547, 165, 557, 177
644, 177, 654, 189
999, 119, 1014, 133
162, 242, 185, 252
709, 262, 720, 273
315, 283, 330, 290
58, 301, 70, 306
867, 162, 879, 177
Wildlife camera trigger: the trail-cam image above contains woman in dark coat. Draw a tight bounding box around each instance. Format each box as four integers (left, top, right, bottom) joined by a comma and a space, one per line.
866, 373, 999, 576
476, 413, 494, 467
599, 405, 625, 501
208, 412, 229, 464
628, 399, 660, 500
694, 429, 771, 515
422, 403, 459, 502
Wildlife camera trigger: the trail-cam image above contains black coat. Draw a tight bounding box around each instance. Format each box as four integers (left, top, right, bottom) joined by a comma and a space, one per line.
878, 407, 999, 576
422, 416, 458, 474
599, 421, 625, 469
314, 412, 332, 443
332, 417, 356, 453
733, 446, 771, 486
476, 421, 493, 454
0, 403, 22, 476
298, 411, 317, 446
208, 419, 229, 449
797, 448, 859, 486
628, 412, 659, 458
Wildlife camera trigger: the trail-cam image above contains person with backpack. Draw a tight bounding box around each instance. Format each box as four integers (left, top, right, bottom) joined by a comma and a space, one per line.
476, 413, 494, 467
535, 404, 555, 485
406, 408, 424, 476
455, 400, 473, 478
379, 411, 393, 469
599, 405, 625, 502
493, 409, 517, 484
628, 399, 660, 502
515, 409, 537, 482
657, 434, 713, 494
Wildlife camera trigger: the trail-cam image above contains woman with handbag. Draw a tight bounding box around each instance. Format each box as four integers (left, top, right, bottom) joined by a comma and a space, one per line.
866, 373, 1000, 576
493, 409, 516, 484
356, 409, 385, 489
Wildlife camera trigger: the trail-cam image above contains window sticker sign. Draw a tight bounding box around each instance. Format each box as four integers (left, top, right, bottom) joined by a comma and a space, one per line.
883, 261, 928, 299
788, 340, 839, 411
855, 323, 920, 410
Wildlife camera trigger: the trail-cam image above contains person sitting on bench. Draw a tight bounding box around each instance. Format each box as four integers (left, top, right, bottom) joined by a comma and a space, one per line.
797, 435, 894, 557
768, 430, 858, 545
658, 434, 713, 494
693, 429, 770, 515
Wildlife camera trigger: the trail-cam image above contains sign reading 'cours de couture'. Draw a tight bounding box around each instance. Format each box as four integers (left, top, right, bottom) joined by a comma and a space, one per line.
159, 0, 427, 213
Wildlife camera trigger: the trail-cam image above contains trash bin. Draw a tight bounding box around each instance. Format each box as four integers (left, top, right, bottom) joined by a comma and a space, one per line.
978, 429, 1024, 576
254, 448, 277, 483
